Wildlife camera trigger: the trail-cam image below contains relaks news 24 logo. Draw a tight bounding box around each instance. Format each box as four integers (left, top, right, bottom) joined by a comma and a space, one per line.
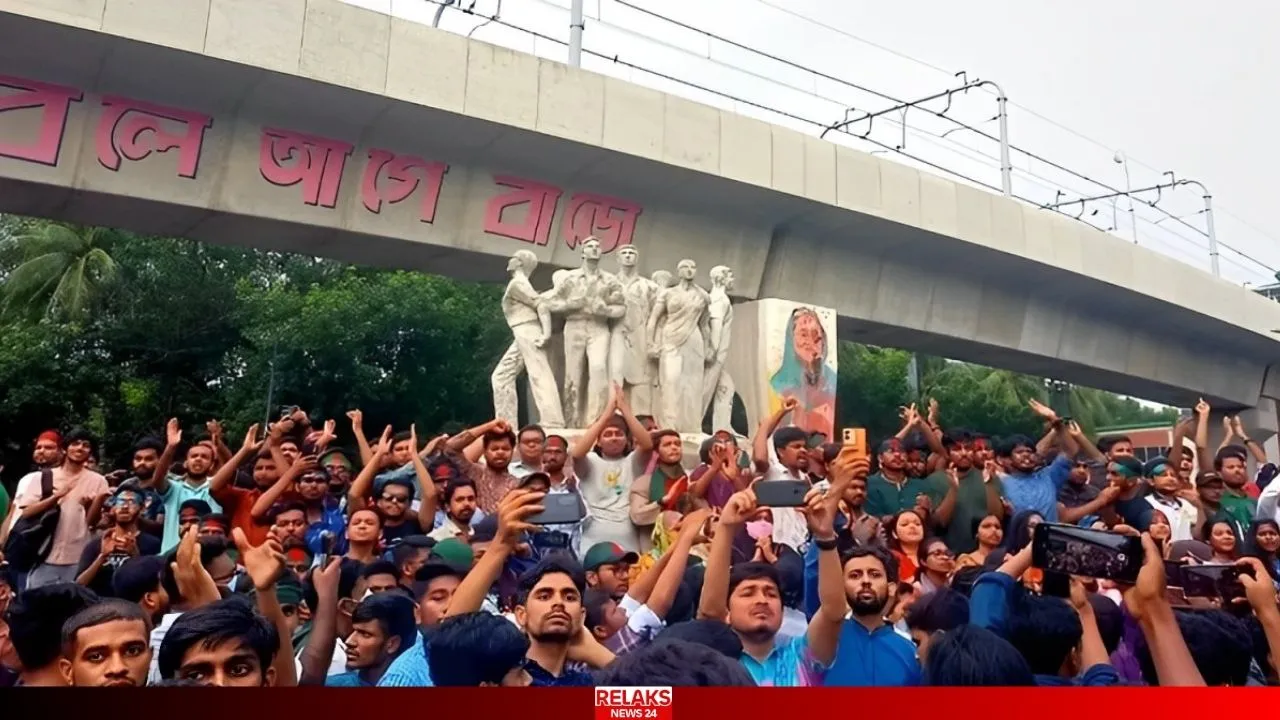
594, 687, 674, 720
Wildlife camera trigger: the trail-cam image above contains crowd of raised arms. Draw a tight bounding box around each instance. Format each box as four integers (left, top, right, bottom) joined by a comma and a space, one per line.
2, 388, 1280, 688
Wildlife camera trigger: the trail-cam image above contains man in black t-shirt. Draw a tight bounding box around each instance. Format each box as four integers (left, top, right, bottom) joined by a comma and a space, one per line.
75, 487, 161, 597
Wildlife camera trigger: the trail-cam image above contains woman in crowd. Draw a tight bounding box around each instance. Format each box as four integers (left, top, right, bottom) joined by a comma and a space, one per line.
887, 509, 926, 583
1148, 510, 1173, 558
956, 514, 1003, 568
1246, 518, 1280, 584
916, 537, 955, 594
1204, 519, 1240, 564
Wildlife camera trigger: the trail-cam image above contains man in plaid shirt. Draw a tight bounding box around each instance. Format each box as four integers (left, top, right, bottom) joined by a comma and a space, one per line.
582, 509, 712, 655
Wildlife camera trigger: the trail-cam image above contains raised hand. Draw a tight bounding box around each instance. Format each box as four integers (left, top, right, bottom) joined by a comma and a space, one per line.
1121, 533, 1165, 622
375, 425, 393, 456
983, 460, 1004, 484
495, 489, 546, 547
800, 486, 836, 539
492, 419, 511, 436
166, 418, 182, 448
171, 526, 219, 605
206, 419, 224, 442
409, 424, 420, 455
850, 514, 881, 545
1028, 399, 1058, 422
1066, 420, 1084, 437
1235, 557, 1278, 615
311, 556, 342, 600
233, 527, 287, 592
346, 409, 363, 429
927, 398, 940, 426
782, 397, 799, 414
1195, 398, 1210, 417
240, 423, 262, 453
945, 467, 961, 489
316, 419, 337, 449
1230, 415, 1246, 439
719, 488, 760, 527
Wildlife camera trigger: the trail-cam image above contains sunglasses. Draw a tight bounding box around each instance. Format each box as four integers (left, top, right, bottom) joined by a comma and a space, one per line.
380, 495, 409, 505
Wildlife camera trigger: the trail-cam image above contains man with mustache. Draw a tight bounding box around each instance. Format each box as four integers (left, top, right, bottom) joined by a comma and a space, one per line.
58, 600, 153, 687
698, 449, 857, 686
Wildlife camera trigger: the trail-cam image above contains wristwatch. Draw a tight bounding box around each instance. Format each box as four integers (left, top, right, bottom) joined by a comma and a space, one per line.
813, 536, 838, 552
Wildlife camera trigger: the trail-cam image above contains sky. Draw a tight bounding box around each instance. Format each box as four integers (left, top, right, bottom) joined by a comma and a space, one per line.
343, 0, 1280, 287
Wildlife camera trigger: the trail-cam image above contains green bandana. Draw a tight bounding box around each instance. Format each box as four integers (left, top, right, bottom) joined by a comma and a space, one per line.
1110, 462, 1140, 480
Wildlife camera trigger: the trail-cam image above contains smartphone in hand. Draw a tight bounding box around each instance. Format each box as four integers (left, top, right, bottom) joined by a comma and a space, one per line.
1032, 523, 1144, 584
754, 480, 810, 508
841, 428, 868, 462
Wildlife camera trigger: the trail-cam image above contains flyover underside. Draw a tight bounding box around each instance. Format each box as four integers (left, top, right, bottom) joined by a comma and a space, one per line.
0, 6, 1277, 413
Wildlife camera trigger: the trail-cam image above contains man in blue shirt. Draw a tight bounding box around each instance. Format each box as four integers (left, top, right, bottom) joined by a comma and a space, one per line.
804, 545, 922, 686
376, 561, 468, 686
698, 452, 859, 686
326, 593, 418, 686
996, 402, 1077, 522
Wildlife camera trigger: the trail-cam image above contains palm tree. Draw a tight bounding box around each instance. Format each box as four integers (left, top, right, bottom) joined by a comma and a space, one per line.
1, 222, 118, 322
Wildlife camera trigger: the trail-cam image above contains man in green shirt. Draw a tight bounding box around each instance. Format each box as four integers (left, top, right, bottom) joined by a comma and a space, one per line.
1214, 445, 1256, 537
928, 431, 1004, 554
864, 438, 944, 519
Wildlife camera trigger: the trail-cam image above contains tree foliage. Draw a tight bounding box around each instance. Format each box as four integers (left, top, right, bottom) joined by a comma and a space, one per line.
0, 216, 1178, 485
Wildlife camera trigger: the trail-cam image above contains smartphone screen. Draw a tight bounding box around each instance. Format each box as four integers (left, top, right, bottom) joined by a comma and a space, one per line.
1032, 523, 1144, 583
754, 480, 810, 507
1181, 564, 1252, 601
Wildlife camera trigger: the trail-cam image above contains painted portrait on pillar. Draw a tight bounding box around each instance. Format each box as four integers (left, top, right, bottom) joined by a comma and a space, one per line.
767, 305, 837, 438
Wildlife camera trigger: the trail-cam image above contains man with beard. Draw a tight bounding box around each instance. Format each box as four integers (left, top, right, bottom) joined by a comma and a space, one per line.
119, 438, 167, 538
820, 545, 921, 686
148, 419, 222, 552
444, 489, 613, 684
445, 419, 521, 515
58, 600, 153, 686
14, 429, 110, 588
630, 429, 694, 532
930, 431, 1004, 554
75, 487, 161, 597
326, 593, 417, 686
428, 479, 481, 542
699, 449, 855, 686
864, 437, 940, 519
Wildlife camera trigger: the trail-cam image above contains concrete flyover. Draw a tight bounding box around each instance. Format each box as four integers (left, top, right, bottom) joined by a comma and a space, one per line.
2, 0, 1279, 425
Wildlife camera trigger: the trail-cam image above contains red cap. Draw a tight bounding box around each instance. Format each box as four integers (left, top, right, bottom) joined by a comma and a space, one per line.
37, 430, 62, 445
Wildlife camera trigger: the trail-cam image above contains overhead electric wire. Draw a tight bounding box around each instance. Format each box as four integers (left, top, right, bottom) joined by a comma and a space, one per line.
419, 0, 1278, 277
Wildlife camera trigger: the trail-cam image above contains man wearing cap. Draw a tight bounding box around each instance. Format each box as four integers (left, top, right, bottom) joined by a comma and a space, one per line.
583, 542, 639, 600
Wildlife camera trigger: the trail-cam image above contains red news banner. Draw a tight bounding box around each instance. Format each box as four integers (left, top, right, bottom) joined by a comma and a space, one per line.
595, 687, 674, 720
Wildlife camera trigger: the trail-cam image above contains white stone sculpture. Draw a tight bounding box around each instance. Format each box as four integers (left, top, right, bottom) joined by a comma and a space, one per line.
492, 250, 565, 428
702, 265, 736, 433
647, 259, 710, 433
608, 246, 660, 416
544, 237, 625, 427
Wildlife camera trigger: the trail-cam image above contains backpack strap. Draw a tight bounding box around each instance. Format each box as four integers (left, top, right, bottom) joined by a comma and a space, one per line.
40, 468, 54, 499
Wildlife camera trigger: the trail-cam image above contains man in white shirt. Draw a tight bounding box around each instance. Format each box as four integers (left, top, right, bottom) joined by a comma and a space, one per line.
428, 479, 480, 542
509, 424, 546, 479
13, 429, 109, 588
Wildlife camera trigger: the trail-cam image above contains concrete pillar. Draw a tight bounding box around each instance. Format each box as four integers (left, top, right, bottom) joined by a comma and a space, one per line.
721, 298, 839, 439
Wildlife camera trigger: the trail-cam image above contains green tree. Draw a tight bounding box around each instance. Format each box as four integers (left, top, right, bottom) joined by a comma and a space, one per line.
1, 223, 119, 322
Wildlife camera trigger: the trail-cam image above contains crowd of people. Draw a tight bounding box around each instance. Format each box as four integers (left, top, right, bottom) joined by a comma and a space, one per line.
1, 387, 1278, 687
